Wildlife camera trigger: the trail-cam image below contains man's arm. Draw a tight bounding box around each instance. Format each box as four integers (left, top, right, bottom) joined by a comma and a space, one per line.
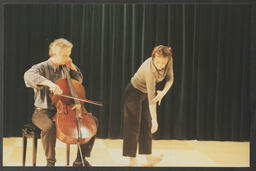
24, 64, 48, 89
69, 64, 83, 83
66, 58, 83, 83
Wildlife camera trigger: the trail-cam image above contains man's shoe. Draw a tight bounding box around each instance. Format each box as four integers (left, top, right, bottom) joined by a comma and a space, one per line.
73, 159, 91, 167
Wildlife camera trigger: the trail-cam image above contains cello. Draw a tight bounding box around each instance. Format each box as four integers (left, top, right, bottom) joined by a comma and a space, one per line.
49, 65, 102, 166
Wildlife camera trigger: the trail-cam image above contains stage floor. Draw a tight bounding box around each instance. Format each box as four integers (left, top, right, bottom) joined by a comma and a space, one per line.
3, 137, 249, 167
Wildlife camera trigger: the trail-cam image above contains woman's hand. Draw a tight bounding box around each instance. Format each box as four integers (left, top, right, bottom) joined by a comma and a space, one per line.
151, 118, 158, 134
152, 90, 165, 106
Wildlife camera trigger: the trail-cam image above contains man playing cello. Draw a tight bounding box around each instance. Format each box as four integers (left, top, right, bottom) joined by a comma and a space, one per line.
24, 38, 98, 167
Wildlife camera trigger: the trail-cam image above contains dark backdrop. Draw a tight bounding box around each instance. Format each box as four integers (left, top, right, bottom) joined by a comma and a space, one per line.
3, 2, 254, 142
249, 1, 256, 167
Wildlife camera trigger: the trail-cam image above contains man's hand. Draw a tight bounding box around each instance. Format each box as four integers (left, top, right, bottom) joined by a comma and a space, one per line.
71, 104, 82, 118
71, 104, 81, 110
49, 83, 63, 95
65, 57, 77, 71
152, 90, 165, 106
39, 80, 63, 95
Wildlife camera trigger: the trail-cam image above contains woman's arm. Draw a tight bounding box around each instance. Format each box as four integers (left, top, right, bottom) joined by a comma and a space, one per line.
149, 104, 158, 133
152, 61, 174, 105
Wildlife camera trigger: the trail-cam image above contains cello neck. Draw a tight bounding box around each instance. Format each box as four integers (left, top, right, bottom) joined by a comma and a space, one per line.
62, 65, 80, 105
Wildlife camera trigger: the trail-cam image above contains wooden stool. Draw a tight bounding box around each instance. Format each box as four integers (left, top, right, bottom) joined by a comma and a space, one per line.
22, 123, 70, 166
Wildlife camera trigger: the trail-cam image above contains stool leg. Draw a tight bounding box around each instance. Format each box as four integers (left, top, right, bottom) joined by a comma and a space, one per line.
32, 135, 37, 166
22, 131, 27, 166
66, 144, 70, 166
